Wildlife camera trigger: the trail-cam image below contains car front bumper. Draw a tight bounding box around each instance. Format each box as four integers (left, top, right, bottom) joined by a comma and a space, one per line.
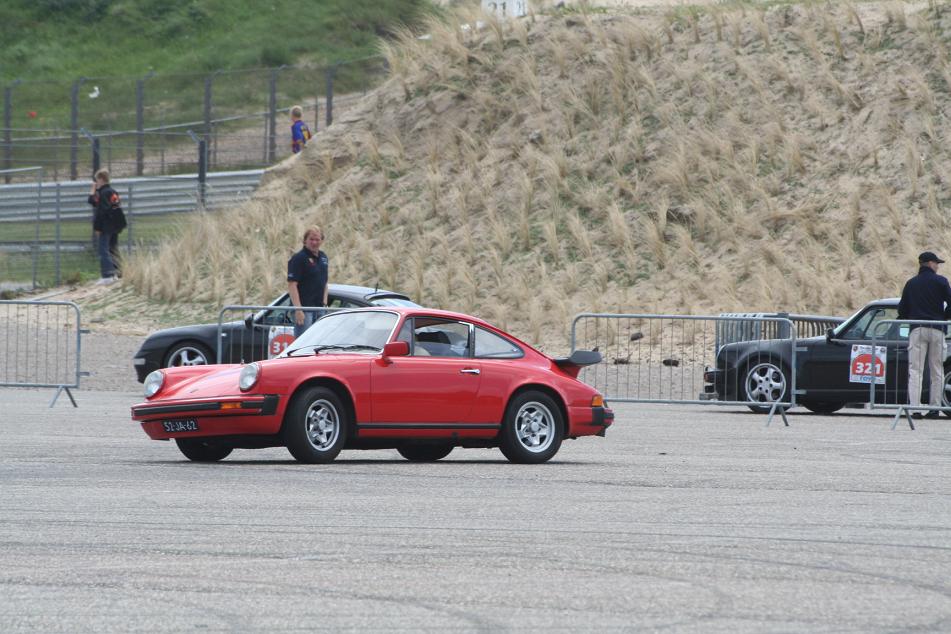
131, 394, 281, 440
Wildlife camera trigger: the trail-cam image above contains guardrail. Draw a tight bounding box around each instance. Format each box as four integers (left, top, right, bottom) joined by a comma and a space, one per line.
0, 169, 263, 222
0, 300, 87, 407
571, 313, 798, 426
869, 319, 951, 430
215, 305, 341, 365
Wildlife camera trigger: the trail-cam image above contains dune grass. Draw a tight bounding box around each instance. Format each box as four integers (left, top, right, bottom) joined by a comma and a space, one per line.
123, 1, 951, 349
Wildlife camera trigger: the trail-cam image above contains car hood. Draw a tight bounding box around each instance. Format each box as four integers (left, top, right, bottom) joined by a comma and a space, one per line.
152, 353, 374, 400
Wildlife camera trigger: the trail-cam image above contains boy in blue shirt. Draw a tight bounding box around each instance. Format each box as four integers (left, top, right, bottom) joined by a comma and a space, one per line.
290, 105, 312, 154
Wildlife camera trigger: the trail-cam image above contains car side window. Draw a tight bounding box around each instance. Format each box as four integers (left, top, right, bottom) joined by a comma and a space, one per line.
412, 319, 470, 358
327, 297, 361, 309
841, 308, 901, 340
474, 327, 523, 359
259, 295, 293, 326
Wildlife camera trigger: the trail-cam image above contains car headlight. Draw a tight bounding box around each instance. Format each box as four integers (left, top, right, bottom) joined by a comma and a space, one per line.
239, 363, 260, 392
144, 370, 165, 398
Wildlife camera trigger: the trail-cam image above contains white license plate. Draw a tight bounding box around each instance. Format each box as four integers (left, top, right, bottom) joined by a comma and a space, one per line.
162, 419, 199, 433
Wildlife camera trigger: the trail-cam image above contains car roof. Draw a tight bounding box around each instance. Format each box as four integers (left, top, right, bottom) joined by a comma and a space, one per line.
328, 283, 411, 302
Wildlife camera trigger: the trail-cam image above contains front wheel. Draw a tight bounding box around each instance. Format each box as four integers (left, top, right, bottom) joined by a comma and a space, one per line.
743, 361, 789, 414
175, 438, 232, 462
499, 391, 563, 464
283, 386, 348, 463
397, 444, 454, 462
164, 341, 213, 368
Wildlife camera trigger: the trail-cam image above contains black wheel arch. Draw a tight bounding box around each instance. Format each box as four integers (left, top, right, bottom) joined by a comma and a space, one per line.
505, 384, 569, 436
162, 339, 215, 366
282, 377, 357, 436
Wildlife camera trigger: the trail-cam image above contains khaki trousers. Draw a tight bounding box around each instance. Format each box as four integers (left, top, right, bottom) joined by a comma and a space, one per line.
907, 326, 946, 407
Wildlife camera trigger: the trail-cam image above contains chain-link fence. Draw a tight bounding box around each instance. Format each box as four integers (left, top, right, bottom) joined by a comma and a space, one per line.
0, 167, 262, 291
1, 57, 387, 182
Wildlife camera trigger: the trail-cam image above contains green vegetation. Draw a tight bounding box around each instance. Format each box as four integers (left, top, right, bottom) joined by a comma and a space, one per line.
0, 0, 433, 82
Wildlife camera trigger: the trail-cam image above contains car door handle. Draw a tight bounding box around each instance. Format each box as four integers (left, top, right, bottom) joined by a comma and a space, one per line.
460, 368, 480, 375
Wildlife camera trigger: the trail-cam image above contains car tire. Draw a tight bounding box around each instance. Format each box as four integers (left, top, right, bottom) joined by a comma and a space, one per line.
164, 341, 214, 368
801, 401, 844, 415
742, 360, 789, 414
283, 386, 348, 463
175, 438, 233, 462
499, 391, 563, 464
397, 444, 454, 462
941, 367, 951, 418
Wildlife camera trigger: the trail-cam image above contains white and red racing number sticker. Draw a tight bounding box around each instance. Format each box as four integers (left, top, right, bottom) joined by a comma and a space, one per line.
268, 327, 296, 358
849, 344, 886, 384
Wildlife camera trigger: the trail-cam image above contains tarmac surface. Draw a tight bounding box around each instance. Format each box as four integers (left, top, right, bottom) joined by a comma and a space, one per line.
1, 388, 949, 632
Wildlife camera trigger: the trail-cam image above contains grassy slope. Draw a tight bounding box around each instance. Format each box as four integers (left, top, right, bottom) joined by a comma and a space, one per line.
121, 2, 951, 347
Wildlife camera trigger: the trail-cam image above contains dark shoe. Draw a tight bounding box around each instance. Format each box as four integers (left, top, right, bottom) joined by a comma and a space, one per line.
924, 411, 941, 419
911, 412, 924, 420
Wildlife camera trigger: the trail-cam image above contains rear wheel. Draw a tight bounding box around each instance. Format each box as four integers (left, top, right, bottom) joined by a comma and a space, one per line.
283, 386, 348, 463
801, 401, 845, 415
942, 367, 951, 418
743, 361, 789, 414
397, 444, 454, 462
175, 438, 232, 462
499, 391, 563, 464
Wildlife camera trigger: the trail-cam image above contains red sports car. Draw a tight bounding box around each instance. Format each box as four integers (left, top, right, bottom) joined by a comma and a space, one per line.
131, 307, 613, 464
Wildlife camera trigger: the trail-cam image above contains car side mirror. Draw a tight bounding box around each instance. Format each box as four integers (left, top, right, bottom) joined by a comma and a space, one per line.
244, 314, 254, 329
381, 341, 409, 362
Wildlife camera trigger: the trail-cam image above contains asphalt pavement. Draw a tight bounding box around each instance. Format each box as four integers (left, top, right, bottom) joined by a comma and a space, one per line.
1, 388, 949, 632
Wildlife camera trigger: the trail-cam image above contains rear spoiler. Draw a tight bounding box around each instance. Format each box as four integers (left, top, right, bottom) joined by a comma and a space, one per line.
553, 350, 602, 378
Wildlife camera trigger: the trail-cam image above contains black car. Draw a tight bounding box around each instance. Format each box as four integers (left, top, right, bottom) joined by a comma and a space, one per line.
703, 298, 951, 414
132, 284, 419, 382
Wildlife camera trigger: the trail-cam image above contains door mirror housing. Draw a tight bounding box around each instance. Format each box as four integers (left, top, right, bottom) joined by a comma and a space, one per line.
382, 341, 409, 361
244, 314, 254, 329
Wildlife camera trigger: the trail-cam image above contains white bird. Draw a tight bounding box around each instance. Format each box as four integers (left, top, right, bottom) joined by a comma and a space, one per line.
88, 86, 100, 99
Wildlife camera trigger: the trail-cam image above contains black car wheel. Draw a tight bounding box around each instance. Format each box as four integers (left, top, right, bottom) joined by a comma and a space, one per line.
175, 438, 233, 462
942, 367, 951, 418
743, 361, 789, 413
801, 401, 845, 415
283, 386, 348, 463
164, 341, 213, 368
397, 444, 454, 462
499, 391, 563, 464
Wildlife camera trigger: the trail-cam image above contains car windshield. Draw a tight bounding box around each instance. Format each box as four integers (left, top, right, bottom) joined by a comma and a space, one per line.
280, 311, 398, 357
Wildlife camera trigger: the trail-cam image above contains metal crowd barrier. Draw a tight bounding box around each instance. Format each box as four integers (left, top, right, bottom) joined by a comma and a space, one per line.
869, 319, 951, 430
570, 313, 798, 426
716, 312, 842, 352
0, 300, 86, 407
215, 305, 342, 364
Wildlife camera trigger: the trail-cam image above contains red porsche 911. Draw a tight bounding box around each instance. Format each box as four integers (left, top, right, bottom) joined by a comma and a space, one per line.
131, 307, 613, 464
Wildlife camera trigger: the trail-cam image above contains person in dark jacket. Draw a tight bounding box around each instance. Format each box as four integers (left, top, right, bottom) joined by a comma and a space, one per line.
87, 169, 126, 284
897, 251, 951, 418
287, 226, 329, 338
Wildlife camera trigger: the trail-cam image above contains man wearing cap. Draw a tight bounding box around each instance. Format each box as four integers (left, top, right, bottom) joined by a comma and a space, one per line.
897, 251, 951, 418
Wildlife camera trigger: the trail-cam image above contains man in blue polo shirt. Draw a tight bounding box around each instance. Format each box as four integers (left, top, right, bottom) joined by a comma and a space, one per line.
287, 226, 329, 338
897, 250, 951, 418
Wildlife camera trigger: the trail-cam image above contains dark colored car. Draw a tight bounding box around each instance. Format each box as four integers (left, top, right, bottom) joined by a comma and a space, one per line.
132, 284, 419, 382
703, 298, 951, 414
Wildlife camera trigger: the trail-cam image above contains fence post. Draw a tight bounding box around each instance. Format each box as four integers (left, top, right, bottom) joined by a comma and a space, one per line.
203, 74, 213, 142
70, 78, 86, 181
325, 65, 337, 128
3, 81, 18, 184
81, 128, 99, 175
189, 130, 207, 207
268, 68, 278, 163
32, 168, 43, 289
135, 78, 144, 176
55, 183, 62, 286
126, 184, 133, 254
